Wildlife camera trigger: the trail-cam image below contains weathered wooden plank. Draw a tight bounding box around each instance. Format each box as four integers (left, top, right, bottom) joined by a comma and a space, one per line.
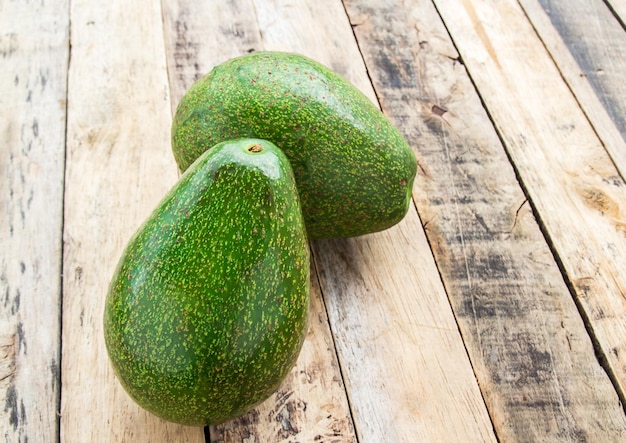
344, 0, 626, 440
252, 0, 497, 440
434, 0, 626, 411
518, 0, 626, 179
0, 1, 68, 441
60, 0, 204, 441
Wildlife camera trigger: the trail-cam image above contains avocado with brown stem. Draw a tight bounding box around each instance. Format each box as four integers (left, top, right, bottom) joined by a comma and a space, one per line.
104, 139, 310, 425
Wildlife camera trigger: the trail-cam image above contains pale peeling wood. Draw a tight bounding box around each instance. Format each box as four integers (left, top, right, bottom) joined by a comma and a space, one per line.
434, 0, 626, 406
60, 0, 203, 441
212, 263, 356, 443
343, 0, 626, 440
254, 0, 496, 440
518, 0, 626, 179
161, 0, 262, 114
161, 1, 357, 440
0, 0, 68, 441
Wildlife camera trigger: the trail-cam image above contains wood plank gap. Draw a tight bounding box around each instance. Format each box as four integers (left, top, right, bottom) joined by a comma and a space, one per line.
57, 8, 76, 443
56, 35, 70, 443
604, 0, 626, 30
337, 0, 383, 109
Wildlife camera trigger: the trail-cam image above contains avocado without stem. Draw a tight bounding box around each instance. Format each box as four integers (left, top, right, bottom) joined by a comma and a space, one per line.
172, 51, 417, 239
104, 139, 310, 425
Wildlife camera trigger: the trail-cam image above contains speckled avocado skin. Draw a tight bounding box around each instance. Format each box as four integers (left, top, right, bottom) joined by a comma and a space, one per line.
103, 139, 310, 426
171, 51, 417, 239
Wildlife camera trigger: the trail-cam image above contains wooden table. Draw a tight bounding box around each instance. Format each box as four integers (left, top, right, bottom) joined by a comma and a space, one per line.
4, 0, 626, 441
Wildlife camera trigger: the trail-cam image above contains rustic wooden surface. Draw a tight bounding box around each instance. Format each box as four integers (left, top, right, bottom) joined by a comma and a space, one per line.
1, 0, 68, 441
3, 0, 626, 442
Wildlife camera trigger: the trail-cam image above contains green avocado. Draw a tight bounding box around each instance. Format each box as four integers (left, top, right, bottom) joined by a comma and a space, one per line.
172, 51, 417, 239
104, 139, 310, 426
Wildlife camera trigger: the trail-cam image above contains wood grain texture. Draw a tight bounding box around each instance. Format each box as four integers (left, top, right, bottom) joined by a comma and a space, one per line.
0, 1, 68, 442
519, 0, 626, 179
60, 0, 203, 440
344, 0, 626, 440
161, 1, 357, 441
434, 0, 626, 408
252, 0, 496, 440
